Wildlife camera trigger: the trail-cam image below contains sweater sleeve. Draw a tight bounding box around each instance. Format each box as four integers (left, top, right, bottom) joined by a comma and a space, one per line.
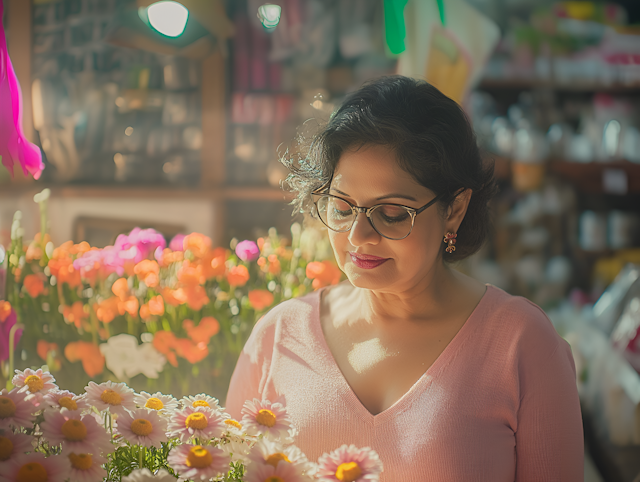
224, 314, 277, 420
514, 337, 584, 481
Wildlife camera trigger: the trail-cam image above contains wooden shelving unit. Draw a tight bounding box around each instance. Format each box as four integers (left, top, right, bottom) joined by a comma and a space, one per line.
479, 78, 640, 94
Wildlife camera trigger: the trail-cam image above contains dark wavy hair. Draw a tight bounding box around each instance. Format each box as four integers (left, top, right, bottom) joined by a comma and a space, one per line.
280, 75, 498, 262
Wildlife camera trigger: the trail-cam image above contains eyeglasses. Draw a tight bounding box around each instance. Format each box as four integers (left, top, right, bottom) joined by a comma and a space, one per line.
311, 192, 441, 240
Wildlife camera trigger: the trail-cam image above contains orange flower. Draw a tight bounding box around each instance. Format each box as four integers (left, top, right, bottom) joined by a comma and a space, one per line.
51, 241, 74, 259
93, 297, 120, 324
248, 290, 274, 311
64, 341, 105, 377
148, 295, 165, 316
70, 241, 91, 255
23, 274, 45, 298
183, 233, 212, 258
173, 286, 209, 311
306, 260, 342, 289
118, 296, 139, 318
0, 301, 11, 322
37, 341, 61, 371
226, 265, 250, 287
183, 317, 220, 345
134, 260, 160, 288
199, 247, 227, 279
152, 331, 179, 367
63, 301, 89, 328
177, 264, 205, 288
161, 287, 181, 307
157, 248, 184, 268
175, 338, 208, 364
111, 278, 130, 301
49, 257, 81, 288
140, 303, 151, 320
267, 254, 281, 275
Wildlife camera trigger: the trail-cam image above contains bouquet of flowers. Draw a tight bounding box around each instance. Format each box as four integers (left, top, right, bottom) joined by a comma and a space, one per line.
1, 189, 343, 399
0, 368, 383, 482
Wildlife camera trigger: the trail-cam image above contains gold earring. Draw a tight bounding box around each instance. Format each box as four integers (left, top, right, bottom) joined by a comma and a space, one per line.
443, 232, 457, 253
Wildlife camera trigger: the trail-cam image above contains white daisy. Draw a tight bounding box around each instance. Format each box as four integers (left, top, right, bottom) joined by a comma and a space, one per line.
134, 392, 179, 416
83, 381, 135, 416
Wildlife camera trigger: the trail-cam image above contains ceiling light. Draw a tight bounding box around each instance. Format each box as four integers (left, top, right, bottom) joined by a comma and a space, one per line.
147, 1, 189, 37
257, 4, 281, 30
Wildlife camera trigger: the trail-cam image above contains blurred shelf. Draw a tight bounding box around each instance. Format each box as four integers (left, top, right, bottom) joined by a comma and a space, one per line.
478, 79, 640, 94
548, 160, 640, 194
0, 184, 293, 201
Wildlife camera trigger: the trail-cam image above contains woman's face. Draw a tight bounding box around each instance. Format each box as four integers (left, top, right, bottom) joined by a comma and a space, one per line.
327, 144, 448, 293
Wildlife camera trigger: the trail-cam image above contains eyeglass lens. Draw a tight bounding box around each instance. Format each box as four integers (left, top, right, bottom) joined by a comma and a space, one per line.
315, 195, 413, 240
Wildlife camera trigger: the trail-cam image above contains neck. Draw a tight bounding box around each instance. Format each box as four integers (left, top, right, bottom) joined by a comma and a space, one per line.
358, 262, 460, 324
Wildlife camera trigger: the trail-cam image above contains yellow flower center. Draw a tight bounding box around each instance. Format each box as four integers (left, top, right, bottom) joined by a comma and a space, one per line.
131, 419, 154, 436
186, 446, 212, 468
69, 453, 93, 470
144, 398, 164, 410
24, 375, 45, 393
58, 396, 78, 411
16, 462, 48, 482
61, 419, 87, 441
192, 400, 210, 408
265, 452, 291, 468
224, 419, 242, 430
185, 412, 208, 430
336, 462, 362, 482
0, 436, 14, 461
256, 409, 276, 428
0, 396, 17, 418
264, 478, 284, 482
100, 389, 122, 406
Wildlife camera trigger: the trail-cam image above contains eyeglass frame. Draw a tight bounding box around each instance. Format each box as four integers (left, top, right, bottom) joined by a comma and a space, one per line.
310, 190, 443, 241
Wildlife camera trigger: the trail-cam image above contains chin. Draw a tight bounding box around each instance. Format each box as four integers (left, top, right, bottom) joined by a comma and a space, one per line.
343, 263, 396, 290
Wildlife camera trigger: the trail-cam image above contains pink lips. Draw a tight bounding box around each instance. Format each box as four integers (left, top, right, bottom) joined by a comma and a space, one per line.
348, 252, 389, 269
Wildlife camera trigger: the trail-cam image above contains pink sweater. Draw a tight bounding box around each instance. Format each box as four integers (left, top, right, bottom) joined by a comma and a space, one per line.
226, 284, 584, 481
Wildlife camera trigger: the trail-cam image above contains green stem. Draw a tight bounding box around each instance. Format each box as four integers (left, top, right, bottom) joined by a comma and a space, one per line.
7, 323, 24, 389
139, 445, 145, 469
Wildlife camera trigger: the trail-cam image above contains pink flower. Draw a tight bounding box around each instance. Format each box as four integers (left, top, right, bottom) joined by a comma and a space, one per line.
0, 1, 44, 180
316, 445, 383, 482
245, 461, 312, 482
0, 452, 71, 482
0, 431, 34, 461
40, 409, 113, 456
167, 406, 226, 443
167, 444, 229, 481
0, 388, 36, 430
0, 452, 70, 482
83, 381, 135, 416
235, 240, 260, 261
0, 306, 21, 362
43, 390, 89, 413
66, 452, 107, 482
170, 234, 186, 252
241, 399, 292, 440
12, 368, 57, 400
115, 228, 166, 262
117, 408, 168, 448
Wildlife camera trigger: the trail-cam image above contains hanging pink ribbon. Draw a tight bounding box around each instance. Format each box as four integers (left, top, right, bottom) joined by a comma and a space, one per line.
0, 2, 44, 179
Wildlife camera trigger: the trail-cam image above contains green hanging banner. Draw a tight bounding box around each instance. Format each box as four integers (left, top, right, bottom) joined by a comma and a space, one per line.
384, 0, 409, 55
384, 0, 447, 56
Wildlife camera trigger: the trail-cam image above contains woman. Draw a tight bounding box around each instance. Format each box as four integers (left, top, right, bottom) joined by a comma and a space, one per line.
226, 76, 583, 481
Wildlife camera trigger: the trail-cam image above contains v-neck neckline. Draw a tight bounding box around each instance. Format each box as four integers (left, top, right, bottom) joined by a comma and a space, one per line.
312, 284, 492, 425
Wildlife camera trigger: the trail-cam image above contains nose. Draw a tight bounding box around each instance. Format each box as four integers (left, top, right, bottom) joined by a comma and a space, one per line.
348, 212, 380, 247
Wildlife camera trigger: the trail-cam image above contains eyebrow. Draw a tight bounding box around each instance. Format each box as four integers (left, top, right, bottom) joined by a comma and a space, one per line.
330, 188, 417, 202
